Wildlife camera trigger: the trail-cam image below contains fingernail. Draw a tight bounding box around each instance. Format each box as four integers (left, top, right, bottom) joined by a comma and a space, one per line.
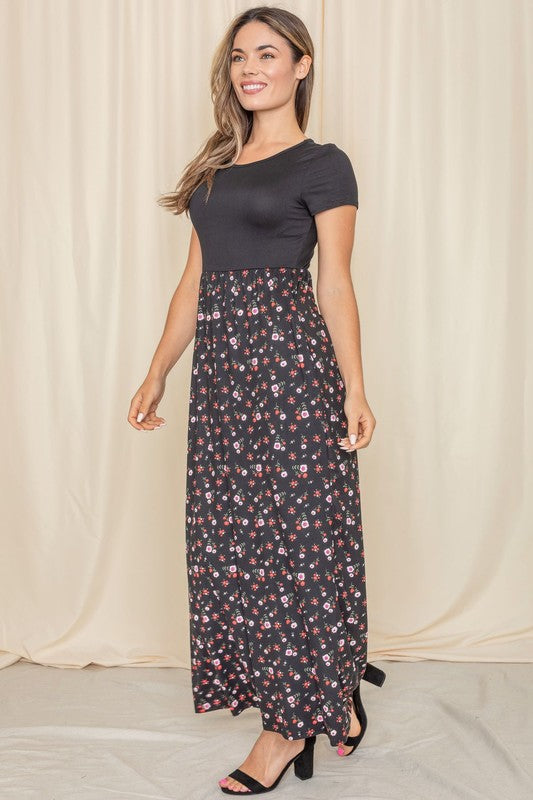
137, 412, 144, 422
349, 433, 356, 444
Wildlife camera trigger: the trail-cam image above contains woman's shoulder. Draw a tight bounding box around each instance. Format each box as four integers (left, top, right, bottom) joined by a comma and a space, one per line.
298, 139, 354, 168
297, 140, 356, 178
298, 140, 358, 213
307, 139, 345, 153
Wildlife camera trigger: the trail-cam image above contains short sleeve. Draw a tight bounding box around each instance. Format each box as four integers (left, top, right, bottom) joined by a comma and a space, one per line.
301, 144, 358, 216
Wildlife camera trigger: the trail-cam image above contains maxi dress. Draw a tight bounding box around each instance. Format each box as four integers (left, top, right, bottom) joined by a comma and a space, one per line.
184, 137, 368, 748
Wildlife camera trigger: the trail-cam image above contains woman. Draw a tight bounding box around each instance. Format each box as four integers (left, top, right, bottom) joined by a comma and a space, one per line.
128, 5, 385, 795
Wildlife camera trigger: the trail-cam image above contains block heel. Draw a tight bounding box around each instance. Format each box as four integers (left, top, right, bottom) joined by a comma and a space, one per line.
293, 734, 315, 780
220, 734, 316, 794
362, 662, 387, 687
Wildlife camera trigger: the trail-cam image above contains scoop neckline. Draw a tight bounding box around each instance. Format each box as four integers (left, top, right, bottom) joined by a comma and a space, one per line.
231, 137, 314, 167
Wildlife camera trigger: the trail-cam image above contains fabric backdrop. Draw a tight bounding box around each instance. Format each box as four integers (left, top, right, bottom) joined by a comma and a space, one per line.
1, 0, 531, 671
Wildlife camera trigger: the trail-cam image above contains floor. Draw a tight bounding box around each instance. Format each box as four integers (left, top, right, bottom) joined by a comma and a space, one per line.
0, 660, 531, 799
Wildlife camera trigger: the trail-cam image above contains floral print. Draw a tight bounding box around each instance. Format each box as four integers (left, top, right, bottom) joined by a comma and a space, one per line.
185, 265, 367, 747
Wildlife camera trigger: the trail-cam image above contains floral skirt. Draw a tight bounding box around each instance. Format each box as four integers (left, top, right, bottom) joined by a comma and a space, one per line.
184, 265, 367, 747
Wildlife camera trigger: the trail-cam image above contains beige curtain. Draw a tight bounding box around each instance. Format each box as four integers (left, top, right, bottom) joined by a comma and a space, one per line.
1, 0, 531, 671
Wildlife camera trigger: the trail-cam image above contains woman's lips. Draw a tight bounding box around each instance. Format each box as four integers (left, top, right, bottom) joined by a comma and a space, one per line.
241, 83, 267, 94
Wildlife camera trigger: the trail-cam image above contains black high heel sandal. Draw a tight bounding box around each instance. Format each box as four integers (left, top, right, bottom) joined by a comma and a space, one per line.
337, 662, 387, 757
219, 734, 316, 794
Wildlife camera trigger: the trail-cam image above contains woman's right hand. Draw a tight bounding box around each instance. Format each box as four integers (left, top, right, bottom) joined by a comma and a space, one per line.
127, 373, 167, 431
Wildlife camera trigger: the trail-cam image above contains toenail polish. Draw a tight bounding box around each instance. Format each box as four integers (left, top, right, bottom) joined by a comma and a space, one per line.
337, 746, 344, 755
219, 777, 228, 784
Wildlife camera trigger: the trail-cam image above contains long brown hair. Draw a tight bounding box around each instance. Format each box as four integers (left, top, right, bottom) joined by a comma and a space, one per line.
157, 5, 315, 217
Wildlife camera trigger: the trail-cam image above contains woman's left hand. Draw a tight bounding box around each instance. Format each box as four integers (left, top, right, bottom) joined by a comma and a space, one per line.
338, 391, 376, 451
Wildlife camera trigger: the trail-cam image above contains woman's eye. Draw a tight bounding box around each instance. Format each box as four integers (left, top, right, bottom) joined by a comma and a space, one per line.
231, 53, 274, 62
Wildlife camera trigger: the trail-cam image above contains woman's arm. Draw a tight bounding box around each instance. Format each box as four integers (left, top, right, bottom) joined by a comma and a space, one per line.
127, 225, 202, 431
315, 206, 363, 395
314, 206, 376, 450
148, 225, 203, 380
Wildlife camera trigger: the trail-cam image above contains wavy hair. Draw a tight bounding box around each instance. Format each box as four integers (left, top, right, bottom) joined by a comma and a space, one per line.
157, 5, 314, 217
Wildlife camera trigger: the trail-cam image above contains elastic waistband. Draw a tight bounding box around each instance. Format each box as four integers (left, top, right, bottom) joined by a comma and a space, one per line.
202, 261, 311, 273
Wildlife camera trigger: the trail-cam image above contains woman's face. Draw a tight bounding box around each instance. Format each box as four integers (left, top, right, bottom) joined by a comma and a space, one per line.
230, 21, 306, 110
